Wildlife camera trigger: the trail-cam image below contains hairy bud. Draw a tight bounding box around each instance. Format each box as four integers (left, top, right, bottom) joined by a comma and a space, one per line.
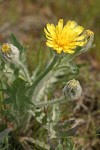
62, 79, 82, 101
1, 43, 19, 64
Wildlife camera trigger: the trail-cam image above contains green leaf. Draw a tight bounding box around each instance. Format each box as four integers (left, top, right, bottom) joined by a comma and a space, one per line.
14, 68, 19, 78
10, 33, 26, 52
0, 128, 12, 144
0, 61, 5, 70
3, 98, 12, 104
55, 143, 63, 150
0, 89, 11, 96
11, 78, 30, 110
57, 125, 79, 138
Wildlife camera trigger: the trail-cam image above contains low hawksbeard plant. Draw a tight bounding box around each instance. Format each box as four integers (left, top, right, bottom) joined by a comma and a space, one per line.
0, 19, 94, 150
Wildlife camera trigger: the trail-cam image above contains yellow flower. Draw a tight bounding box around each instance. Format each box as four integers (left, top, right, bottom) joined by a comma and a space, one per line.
44, 19, 92, 54
1, 43, 11, 53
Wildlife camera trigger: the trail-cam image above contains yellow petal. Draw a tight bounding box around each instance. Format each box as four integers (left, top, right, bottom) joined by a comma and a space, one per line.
56, 47, 63, 53
46, 34, 53, 40
46, 42, 54, 47
44, 28, 51, 36
51, 24, 56, 31
68, 45, 77, 49
47, 23, 51, 32
62, 20, 77, 34
47, 40, 54, 44
47, 24, 55, 32
63, 48, 75, 54
75, 35, 86, 41
74, 26, 84, 35
46, 24, 56, 39
66, 20, 72, 27
70, 21, 77, 29
49, 30, 57, 39
75, 41, 87, 46
57, 19, 63, 32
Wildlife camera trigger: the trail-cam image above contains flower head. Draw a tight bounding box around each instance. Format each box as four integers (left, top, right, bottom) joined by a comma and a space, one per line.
62, 79, 82, 101
1, 43, 19, 64
44, 19, 93, 54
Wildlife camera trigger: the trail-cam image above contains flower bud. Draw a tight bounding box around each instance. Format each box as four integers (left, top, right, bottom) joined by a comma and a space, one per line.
62, 79, 82, 101
0, 43, 19, 64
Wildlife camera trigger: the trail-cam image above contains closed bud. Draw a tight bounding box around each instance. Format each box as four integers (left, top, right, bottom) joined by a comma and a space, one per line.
0, 43, 19, 64
62, 79, 82, 101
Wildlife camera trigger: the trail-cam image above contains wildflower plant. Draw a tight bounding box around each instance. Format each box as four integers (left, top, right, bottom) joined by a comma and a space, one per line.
0, 20, 94, 149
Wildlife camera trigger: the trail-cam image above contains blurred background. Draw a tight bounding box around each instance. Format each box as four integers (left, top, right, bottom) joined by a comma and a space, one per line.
0, 0, 100, 149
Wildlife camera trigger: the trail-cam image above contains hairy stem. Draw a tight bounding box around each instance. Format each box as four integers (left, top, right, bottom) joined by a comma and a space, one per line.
29, 54, 58, 98
36, 96, 66, 107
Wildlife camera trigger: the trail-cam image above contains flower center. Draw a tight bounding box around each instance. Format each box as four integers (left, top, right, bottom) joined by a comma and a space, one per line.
56, 38, 65, 47
1, 43, 11, 53
68, 79, 78, 88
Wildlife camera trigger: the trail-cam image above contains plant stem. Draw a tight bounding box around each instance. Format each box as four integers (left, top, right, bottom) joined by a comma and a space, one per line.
29, 54, 58, 98
36, 96, 66, 107
20, 54, 58, 133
